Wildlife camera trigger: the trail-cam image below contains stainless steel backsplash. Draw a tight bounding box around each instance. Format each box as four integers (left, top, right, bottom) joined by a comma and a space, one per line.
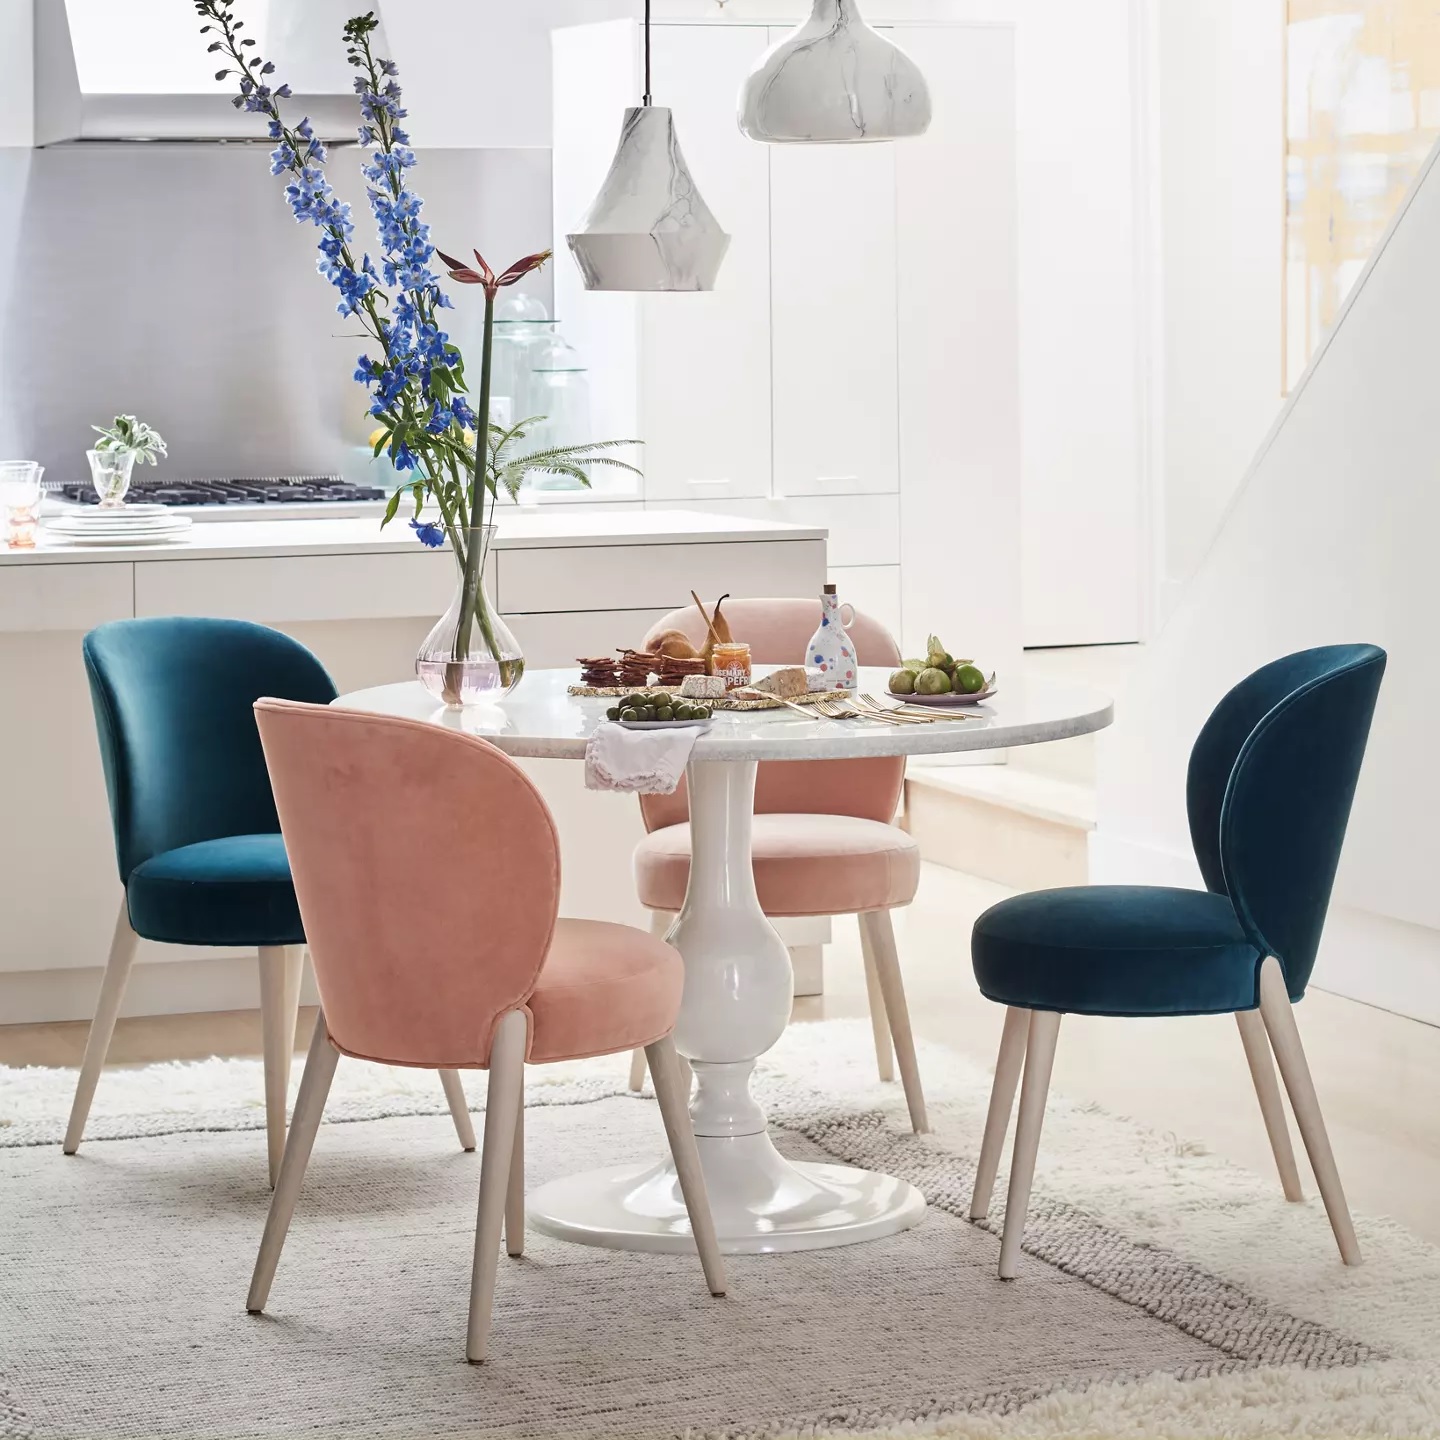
0, 144, 552, 485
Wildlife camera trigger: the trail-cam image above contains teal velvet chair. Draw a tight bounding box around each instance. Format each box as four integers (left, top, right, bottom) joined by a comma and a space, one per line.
64, 618, 479, 1183
967, 644, 1386, 1277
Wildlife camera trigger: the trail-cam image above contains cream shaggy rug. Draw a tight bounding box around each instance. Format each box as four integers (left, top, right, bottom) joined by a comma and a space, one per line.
2, 1020, 1438, 1439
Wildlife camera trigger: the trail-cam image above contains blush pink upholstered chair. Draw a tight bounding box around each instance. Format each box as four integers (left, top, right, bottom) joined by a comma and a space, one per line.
627, 599, 927, 1132
249, 700, 725, 1364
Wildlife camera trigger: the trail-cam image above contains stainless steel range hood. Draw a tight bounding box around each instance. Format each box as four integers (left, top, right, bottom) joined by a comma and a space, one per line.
35, 0, 391, 145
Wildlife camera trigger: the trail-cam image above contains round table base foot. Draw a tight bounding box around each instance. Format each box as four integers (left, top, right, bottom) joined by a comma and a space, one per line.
528, 1129, 927, 1255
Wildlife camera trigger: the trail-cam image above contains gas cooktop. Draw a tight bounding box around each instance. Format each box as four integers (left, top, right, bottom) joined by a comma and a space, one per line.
53, 474, 387, 507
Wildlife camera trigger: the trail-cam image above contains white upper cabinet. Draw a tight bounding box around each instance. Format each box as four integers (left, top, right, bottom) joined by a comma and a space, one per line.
639, 25, 774, 501
769, 29, 899, 500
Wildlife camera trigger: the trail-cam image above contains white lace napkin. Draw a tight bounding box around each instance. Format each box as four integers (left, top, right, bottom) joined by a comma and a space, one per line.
584, 722, 702, 794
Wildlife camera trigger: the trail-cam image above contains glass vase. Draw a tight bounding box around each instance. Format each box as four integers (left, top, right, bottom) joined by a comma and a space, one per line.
87, 449, 136, 508
415, 524, 525, 708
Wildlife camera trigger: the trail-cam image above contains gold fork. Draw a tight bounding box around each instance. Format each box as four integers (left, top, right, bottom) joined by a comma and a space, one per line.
859, 692, 981, 722
813, 696, 923, 726
767, 694, 906, 726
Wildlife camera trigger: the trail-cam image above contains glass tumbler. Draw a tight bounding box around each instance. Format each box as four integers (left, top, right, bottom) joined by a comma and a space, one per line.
88, 449, 136, 508
0, 461, 45, 549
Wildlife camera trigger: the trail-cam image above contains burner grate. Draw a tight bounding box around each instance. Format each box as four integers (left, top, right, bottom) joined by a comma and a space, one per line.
50, 474, 387, 507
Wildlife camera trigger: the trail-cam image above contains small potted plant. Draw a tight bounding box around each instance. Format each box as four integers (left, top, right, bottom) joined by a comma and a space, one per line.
89, 415, 168, 508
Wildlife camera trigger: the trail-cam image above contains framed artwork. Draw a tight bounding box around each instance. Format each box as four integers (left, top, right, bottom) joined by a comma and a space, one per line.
1284, 1, 1440, 391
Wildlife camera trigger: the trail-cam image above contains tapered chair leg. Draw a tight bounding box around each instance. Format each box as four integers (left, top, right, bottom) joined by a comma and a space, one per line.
1236, 1007, 1303, 1202
629, 911, 677, 1090
505, 1099, 525, 1258
859, 916, 895, 1083
998, 1009, 1061, 1279
467, 1011, 527, 1364
247, 1013, 339, 1314
970, 1006, 1030, 1219
64, 900, 141, 1156
258, 945, 304, 1188
439, 1070, 477, 1152
1258, 958, 1361, 1265
646, 1035, 727, 1296
858, 909, 928, 1133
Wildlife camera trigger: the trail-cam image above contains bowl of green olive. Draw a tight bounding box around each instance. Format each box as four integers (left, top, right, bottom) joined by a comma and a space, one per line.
606, 692, 715, 729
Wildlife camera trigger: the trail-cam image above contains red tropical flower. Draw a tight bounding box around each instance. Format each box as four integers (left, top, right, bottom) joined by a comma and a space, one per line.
436, 247, 553, 299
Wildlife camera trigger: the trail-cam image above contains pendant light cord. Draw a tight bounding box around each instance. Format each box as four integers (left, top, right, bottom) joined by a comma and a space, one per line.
643, 0, 653, 106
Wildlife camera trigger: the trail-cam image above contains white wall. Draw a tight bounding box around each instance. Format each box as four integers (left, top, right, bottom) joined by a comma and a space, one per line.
1154, 0, 1285, 598
0, 0, 32, 147
1093, 141, 1440, 1024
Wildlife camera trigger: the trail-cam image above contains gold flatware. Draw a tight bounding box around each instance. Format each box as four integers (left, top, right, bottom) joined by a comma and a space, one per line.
813, 696, 920, 726
860, 693, 982, 721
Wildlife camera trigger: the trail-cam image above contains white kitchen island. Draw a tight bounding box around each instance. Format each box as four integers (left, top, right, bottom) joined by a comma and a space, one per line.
0, 511, 825, 1024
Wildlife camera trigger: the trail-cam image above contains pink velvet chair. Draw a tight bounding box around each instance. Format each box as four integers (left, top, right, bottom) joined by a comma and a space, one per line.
627, 598, 928, 1132
248, 700, 725, 1364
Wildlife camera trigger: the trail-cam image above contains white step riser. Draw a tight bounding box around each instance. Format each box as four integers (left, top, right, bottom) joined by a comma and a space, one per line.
903, 782, 1089, 891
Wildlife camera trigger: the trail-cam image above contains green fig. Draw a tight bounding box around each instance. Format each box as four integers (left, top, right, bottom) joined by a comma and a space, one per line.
889, 668, 917, 695
915, 667, 953, 696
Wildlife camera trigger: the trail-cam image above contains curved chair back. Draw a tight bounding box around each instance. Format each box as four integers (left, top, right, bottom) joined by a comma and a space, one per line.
638, 598, 904, 832
83, 618, 337, 882
1186, 644, 1386, 997
254, 700, 562, 1067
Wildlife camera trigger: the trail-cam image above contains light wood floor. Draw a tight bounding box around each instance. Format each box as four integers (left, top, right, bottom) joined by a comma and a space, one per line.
5, 863, 1438, 1245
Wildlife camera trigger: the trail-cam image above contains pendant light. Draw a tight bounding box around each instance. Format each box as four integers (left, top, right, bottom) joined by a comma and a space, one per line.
738, 0, 932, 145
566, 0, 730, 292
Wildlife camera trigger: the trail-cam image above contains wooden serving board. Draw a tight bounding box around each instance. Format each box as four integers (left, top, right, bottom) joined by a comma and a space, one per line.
567, 685, 841, 713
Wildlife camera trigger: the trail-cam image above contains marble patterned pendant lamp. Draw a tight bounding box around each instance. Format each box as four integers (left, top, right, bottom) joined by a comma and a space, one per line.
566, 0, 730, 292
738, 0, 932, 145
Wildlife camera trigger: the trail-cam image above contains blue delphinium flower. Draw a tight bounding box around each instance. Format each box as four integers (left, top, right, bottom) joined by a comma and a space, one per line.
409, 518, 445, 548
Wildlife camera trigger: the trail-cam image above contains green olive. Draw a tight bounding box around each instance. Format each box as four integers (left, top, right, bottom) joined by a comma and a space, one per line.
619, 707, 639, 722
655, 706, 674, 721
607, 706, 621, 720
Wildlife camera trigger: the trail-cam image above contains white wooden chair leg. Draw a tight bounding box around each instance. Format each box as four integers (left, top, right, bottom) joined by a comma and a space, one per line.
258, 945, 303, 1189
439, 1070, 477, 1152
1236, 1006, 1303, 1201
629, 912, 678, 1091
859, 914, 895, 1083
646, 1035, 727, 1297
64, 900, 140, 1155
858, 909, 928, 1133
505, 1099, 525, 1258
466, 1011, 527, 1364
970, 1006, 1030, 1219
998, 1009, 1061, 1279
247, 1013, 338, 1314
1258, 957, 1361, 1265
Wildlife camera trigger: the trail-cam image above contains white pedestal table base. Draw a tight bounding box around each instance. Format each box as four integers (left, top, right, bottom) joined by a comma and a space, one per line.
528, 757, 927, 1255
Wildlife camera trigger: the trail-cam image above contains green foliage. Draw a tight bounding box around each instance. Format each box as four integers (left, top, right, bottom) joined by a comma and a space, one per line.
92, 416, 168, 467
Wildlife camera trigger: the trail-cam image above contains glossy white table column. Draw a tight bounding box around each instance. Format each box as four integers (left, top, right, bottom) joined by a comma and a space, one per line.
337, 668, 1113, 1255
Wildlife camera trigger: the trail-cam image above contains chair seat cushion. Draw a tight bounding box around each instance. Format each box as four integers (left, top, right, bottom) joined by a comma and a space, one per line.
972, 885, 1262, 1017
527, 918, 683, 1063
634, 814, 920, 918
126, 834, 305, 948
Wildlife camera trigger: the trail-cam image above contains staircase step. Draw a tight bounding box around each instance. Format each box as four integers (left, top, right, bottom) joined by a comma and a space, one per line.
903, 765, 1093, 891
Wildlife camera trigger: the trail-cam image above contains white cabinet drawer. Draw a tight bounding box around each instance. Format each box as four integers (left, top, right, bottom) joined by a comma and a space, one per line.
506, 609, 673, 668
0, 562, 132, 632
659, 495, 897, 569
134, 552, 455, 623
496, 539, 826, 616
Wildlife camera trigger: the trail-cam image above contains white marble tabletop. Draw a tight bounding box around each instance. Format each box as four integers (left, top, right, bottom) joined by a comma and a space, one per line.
336, 668, 1114, 762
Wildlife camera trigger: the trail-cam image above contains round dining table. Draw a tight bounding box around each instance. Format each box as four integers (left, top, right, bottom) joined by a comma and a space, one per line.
337, 666, 1113, 1256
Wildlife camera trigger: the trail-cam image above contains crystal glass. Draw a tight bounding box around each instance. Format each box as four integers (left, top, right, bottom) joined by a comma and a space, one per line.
0, 461, 45, 549
415, 524, 525, 708
491, 297, 552, 437
526, 332, 592, 492
87, 449, 136, 508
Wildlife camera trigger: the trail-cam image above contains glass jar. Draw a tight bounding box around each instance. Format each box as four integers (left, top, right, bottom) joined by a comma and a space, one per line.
525, 329, 592, 492
0, 461, 45, 549
712, 642, 753, 690
490, 293, 551, 439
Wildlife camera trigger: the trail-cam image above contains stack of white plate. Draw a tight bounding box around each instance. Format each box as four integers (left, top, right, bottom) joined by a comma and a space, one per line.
45, 505, 193, 546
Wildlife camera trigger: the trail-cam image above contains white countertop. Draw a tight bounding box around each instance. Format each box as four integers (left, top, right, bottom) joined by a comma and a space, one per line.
0, 511, 825, 566
337, 668, 1115, 762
